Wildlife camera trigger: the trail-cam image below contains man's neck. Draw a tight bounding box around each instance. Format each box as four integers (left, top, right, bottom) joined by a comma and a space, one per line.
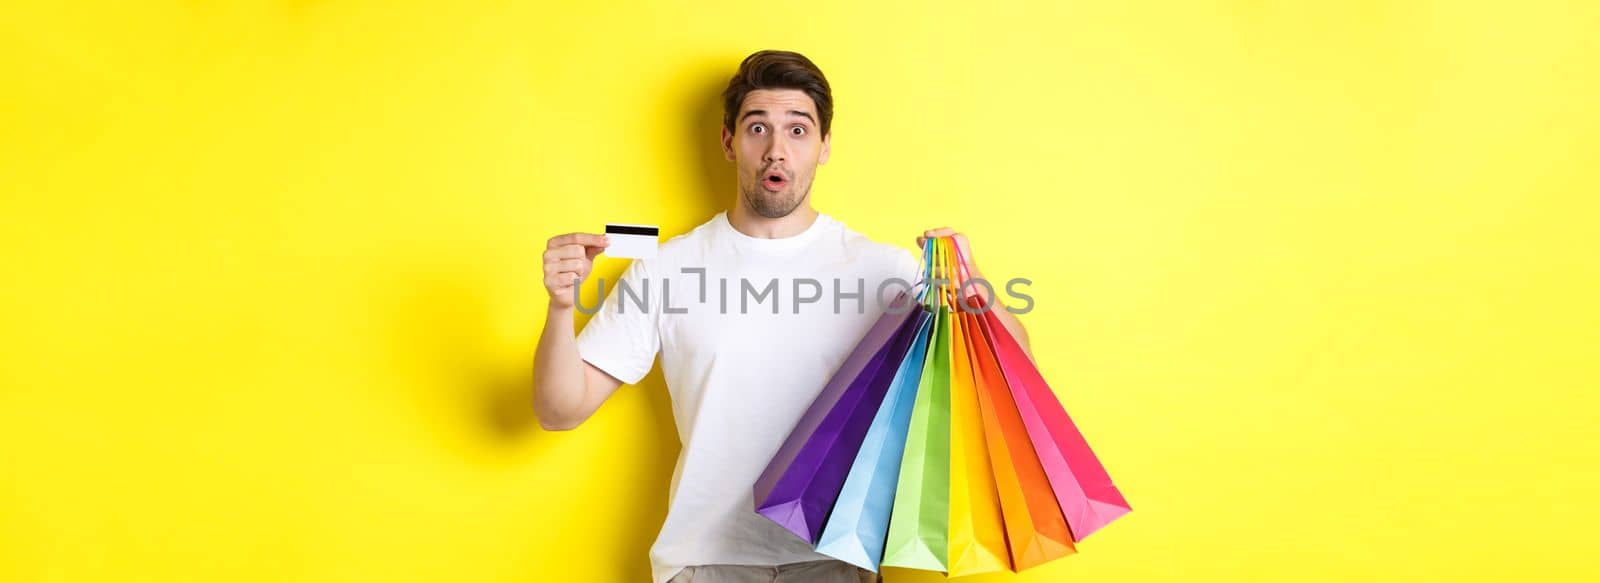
727, 201, 820, 239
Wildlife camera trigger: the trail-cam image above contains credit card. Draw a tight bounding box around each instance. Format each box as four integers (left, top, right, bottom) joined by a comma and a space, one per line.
603, 223, 659, 259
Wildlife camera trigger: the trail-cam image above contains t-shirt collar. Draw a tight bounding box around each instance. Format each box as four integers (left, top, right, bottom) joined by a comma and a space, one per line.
715, 210, 830, 254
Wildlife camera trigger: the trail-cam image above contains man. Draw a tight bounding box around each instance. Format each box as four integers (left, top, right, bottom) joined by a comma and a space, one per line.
534, 50, 1031, 583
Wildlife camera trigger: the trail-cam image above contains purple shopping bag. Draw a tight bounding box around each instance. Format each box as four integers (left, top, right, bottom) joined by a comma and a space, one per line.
754, 295, 924, 543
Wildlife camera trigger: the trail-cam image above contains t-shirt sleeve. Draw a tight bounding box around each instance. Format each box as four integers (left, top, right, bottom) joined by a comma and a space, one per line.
575, 258, 661, 385
876, 246, 923, 307
894, 246, 922, 285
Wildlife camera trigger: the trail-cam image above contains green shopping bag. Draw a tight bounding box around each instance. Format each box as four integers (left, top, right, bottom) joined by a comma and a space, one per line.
881, 257, 954, 570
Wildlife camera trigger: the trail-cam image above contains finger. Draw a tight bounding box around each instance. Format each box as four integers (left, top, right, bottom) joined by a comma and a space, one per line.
547, 232, 605, 249
542, 258, 586, 277
551, 258, 588, 275
546, 244, 593, 261
548, 232, 608, 249
922, 227, 956, 239
544, 272, 579, 289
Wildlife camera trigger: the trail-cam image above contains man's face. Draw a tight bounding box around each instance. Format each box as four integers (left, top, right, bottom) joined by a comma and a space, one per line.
721, 88, 831, 219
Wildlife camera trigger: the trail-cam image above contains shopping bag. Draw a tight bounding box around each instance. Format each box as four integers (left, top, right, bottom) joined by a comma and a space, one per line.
754, 234, 1129, 575
941, 243, 1010, 576
754, 295, 923, 543
964, 306, 1077, 570
881, 304, 953, 571
978, 307, 1130, 541
815, 309, 935, 570
928, 235, 1074, 569
950, 239, 1132, 542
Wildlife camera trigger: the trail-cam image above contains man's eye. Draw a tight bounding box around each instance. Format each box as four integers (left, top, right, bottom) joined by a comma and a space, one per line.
751, 124, 766, 134
791, 126, 806, 136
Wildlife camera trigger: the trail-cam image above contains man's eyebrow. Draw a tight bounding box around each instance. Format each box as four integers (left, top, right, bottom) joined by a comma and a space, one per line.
737, 109, 817, 124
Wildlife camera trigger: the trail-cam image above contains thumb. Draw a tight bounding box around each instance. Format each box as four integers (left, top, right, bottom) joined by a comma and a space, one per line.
585, 238, 609, 260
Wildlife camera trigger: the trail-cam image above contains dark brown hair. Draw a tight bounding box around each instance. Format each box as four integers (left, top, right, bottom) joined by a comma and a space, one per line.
722, 50, 833, 136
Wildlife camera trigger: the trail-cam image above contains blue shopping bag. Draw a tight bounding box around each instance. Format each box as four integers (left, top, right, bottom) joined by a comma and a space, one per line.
814, 308, 935, 571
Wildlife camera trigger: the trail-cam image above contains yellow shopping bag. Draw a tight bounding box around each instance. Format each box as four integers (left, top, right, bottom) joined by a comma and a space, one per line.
945, 239, 1010, 576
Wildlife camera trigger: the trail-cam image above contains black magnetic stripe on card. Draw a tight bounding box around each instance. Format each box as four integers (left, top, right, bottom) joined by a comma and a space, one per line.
605, 225, 659, 236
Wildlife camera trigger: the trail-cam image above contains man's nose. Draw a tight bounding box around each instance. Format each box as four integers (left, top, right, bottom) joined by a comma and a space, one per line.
763, 139, 787, 162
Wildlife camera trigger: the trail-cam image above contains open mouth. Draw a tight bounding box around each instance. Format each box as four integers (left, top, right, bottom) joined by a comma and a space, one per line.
762, 170, 788, 190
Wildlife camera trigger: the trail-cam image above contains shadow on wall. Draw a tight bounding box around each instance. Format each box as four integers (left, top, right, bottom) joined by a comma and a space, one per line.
371, 261, 673, 583
458, 65, 739, 579
365, 57, 786, 581
687, 64, 738, 215
479, 62, 738, 444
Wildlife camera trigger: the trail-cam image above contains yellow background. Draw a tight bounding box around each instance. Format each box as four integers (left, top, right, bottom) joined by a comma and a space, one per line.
3, 1, 1597, 581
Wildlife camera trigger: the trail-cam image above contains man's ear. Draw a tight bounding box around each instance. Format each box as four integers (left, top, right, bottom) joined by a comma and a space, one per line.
819, 131, 831, 165
721, 126, 736, 162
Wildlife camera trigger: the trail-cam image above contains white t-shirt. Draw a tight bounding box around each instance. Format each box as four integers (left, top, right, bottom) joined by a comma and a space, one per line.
576, 211, 920, 583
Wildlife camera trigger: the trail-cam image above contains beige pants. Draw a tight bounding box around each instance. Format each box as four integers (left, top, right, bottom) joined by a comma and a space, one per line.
667, 560, 881, 583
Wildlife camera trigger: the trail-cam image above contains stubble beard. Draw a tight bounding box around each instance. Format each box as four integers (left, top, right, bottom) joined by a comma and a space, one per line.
740, 176, 810, 219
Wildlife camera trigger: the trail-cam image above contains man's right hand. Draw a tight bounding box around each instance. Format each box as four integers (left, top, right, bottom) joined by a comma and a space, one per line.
535, 232, 625, 431
543, 232, 609, 309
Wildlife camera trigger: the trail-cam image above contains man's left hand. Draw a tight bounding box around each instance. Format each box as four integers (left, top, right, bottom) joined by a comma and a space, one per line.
916, 226, 1033, 356
915, 226, 981, 276
916, 226, 991, 307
